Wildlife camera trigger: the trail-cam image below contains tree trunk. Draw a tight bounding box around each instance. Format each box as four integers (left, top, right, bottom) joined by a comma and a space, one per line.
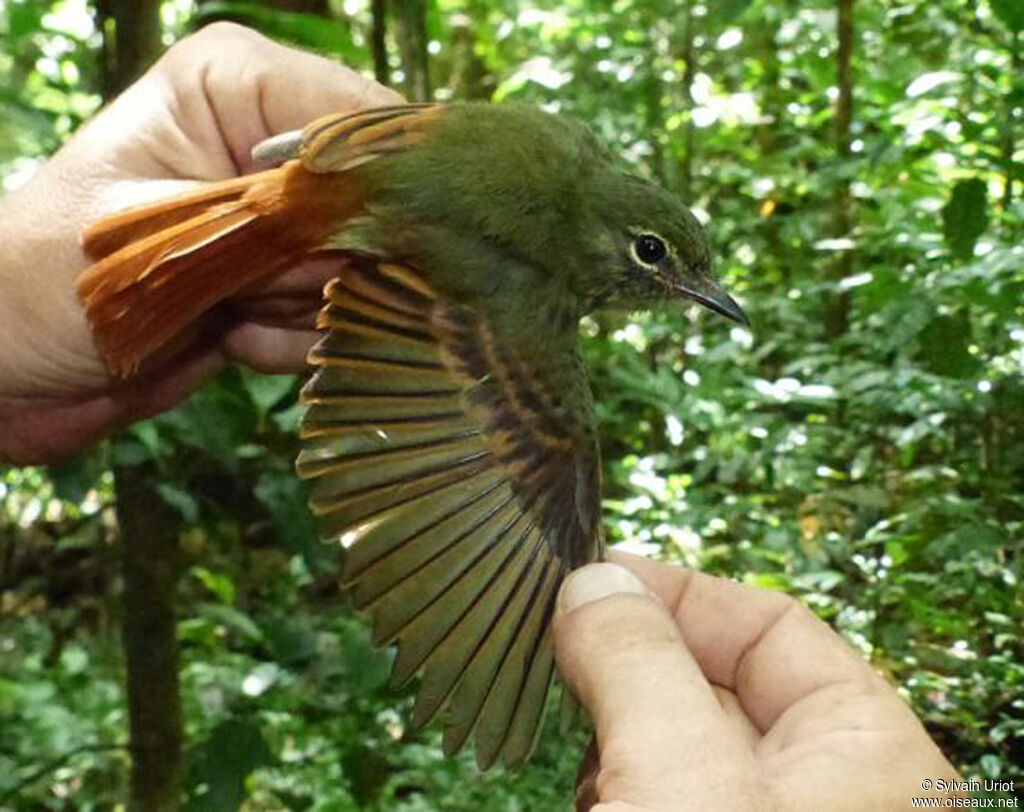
641, 22, 667, 186
95, 0, 161, 99
372, 0, 391, 87
393, 0, 431, 101
1002, 31, 1020, 210
753, 5, 783, 156
449, 12, 493, 100
677, 0, 697, 201
95, 8, 183, 809
752, 3, 790, 285
114, 458, 184, 812
826, 0, 855, 339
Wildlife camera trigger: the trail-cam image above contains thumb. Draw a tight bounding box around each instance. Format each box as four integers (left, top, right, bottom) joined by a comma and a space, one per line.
553, 562, 753, 806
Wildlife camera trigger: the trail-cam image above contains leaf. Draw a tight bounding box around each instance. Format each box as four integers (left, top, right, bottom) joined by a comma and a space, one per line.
836, 486, 891, 510
241, 370, 297, 414
991, 0, 1024, 32
187, 718, 273, 812
199, 604, 263, 642
156, 483, 200, 523
192, 566, 236, 604
47, 450, 104, 504
708, 0, 754, 24
917, 312, 979, 378
905, 71, 961, 98
927, 524, 1006, 559
254, 471, 319, 561
160, 374, 258, 473
194, 2, 358, 56
260, 616, 318, 666
8, 4, 45, 38
342, 745, 390, 806
942, 178, 988, 260
335, 619, 392, 695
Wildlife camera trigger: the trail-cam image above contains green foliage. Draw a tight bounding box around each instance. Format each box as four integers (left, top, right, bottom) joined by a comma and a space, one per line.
990, 0, 1024, 33
188, 718, 273, 811
943, 178, 989, 261
194, 2, 361, 59
0, 0, 100, 179
1, 0, 1022, 809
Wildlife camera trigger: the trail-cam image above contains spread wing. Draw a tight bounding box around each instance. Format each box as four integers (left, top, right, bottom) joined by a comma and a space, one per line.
297, 258, 603, 768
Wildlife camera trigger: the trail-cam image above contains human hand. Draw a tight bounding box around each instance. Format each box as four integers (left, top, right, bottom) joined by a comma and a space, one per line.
0, 22, 402, 465
554, 552, 963, 811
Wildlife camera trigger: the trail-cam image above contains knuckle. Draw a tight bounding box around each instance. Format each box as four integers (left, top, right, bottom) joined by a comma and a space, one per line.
193, 21, 264, 46
160, 21, 263, 67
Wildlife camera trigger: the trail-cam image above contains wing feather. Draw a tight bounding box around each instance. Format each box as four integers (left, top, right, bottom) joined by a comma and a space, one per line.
300, 104, 444, 173
299, 257, 603, 766
406, 523, 543, 728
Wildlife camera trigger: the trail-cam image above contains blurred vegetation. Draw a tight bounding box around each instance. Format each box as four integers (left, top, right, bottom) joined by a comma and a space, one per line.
1, 0, 1021, 809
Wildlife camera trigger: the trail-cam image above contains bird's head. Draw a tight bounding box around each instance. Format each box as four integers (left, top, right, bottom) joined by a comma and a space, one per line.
579, 171, 748, 325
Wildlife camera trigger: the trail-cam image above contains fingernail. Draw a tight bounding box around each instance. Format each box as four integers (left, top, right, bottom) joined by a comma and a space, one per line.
558, 563, 649, 613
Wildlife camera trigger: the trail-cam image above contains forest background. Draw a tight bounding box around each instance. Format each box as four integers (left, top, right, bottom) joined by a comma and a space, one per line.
0, 0, 1021, 809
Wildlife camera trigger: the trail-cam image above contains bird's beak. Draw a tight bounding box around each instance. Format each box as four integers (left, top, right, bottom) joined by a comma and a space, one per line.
670, 275, 749, 326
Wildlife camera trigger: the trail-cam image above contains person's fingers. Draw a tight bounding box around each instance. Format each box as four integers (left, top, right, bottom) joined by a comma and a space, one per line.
607, 551, 886, 733
239, 253, 348, 297
228, 293, 323, 328
0, 349, 225, 465
155, 23, 403, 175
220, 324, 321, 374
712, 685, 761, 747
554, 563, 759, 808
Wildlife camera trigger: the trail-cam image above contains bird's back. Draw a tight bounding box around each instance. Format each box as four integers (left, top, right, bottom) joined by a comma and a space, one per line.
357, 103, 612, 273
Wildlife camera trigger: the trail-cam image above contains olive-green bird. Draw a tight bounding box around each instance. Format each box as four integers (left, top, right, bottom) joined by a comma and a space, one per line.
78, 102, 747, 769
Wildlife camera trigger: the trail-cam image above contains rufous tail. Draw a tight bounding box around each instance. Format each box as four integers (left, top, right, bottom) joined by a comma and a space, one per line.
78, 161, 360, 377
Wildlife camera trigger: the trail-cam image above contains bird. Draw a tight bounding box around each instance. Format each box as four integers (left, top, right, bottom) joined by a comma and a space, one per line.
77, 102, 748, 769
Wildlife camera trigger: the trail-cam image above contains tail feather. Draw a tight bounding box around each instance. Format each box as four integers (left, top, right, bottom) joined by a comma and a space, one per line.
81, 171, 273, 257
78, 162, 359, 376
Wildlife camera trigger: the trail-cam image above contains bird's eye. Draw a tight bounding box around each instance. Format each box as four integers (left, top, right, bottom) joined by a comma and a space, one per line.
632, 234, 667, 266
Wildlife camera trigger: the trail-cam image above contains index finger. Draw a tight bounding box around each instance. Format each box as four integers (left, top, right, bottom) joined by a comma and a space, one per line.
608, 551, 890, 734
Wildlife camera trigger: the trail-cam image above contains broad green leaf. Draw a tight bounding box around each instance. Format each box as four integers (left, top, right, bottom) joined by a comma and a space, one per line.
254, 471, 320, 562
192, 566, 236, 604
260, 616, 318, 666
942, 178, 989, 261
187, 718, 273, 812
708, 0, 754, 24
240, 370, 297, 414
156, 482, 200, 523
917, 312, 979, 378
990, 0, 1024, 32
198, 604, 263, 642
194, 2, 358, 56
47, 450, 104, 504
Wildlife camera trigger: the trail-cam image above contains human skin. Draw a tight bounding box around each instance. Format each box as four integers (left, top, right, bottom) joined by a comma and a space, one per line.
0, 22, 402, 465
554, 552, 964, 811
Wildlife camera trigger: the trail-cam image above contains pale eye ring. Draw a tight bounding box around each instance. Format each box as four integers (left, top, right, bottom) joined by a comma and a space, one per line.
632, 234, 667, 266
